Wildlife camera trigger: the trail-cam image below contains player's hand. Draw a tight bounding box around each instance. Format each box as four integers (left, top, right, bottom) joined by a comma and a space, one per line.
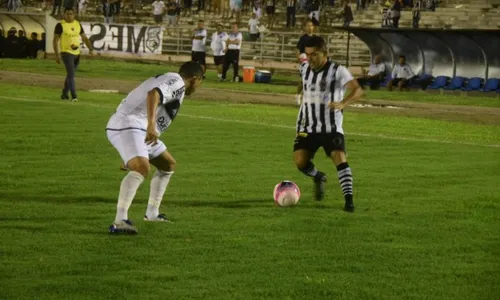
88, 49, 94, 56
145, 124, 159, 145
295, 94, 302, 106
55, 56, 60, 64
329, 101, 346, 110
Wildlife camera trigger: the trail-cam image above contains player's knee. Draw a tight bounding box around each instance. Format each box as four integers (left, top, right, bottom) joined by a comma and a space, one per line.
127, 157, 150, 177
294, 155, 309, 170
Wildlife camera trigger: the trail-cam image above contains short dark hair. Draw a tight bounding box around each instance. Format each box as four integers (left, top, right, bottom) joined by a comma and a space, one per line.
179, 61, 203, 78
64, 8, 74, 12
304, 35, 328, 54
399, 55, 406, 59
198, 19, 204, 23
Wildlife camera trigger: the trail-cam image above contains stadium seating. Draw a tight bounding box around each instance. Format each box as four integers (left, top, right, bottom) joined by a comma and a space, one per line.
428, 76, 449, 89
443, 76, 466, 90
481, 78, 500, 92
462, 77, 483, 91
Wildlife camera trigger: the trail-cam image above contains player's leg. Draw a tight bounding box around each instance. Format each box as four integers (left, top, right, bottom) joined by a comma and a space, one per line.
387, 78, 394, 91
232, 51, 240, 82
293, 134, 326, 200
145, 149, 176, 221
324, 133, 354, 212
107, 129, 151, 233
200, 52, 207, 77
221, 52, 231, 80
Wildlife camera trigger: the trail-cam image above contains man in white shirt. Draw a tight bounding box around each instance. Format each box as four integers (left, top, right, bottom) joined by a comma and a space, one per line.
357, 55, 386, 90
191, 20, 207, 77
210, 23, 228, 80
248, 13, 260, 41
106, 61, 203, 234
152, 0, 165, 24
221, 22, 242, 82
388, 55, 415, 91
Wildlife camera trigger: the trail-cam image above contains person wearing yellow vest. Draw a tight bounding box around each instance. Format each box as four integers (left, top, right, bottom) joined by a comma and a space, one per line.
53, 8, 94, 102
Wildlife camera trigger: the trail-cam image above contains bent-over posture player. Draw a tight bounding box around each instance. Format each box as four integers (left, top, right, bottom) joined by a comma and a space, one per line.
294, 36, 363, 212
106, 61, 203, 234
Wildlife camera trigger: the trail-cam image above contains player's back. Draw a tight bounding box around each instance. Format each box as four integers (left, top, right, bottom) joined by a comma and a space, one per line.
115, 73, 183, 117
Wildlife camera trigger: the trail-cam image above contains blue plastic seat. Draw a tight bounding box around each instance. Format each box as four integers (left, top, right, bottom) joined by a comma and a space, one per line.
443, 76, 466, 90
428, 76, 448, 89
462, 77, 482, 91
481, 78, 500, 92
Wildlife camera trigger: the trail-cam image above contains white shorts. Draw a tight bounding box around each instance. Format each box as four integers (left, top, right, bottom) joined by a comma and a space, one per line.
106, 129, 167, 165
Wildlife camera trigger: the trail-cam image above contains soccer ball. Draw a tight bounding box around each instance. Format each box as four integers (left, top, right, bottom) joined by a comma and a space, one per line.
273, 181, 301, 207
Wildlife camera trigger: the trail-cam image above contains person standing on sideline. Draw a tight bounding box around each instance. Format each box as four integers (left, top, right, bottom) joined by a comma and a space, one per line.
191, 20, 207, 77
106, 62, 204, 234
152, 0, 165, 24
294, 36, 363, 212
221, 23, 242, 82
286, 0, 296, 28
210, 23, 228, 80
53, 8, 94, 102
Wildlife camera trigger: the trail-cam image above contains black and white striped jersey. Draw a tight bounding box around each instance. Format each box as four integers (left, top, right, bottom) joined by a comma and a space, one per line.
297, 59, 354, 134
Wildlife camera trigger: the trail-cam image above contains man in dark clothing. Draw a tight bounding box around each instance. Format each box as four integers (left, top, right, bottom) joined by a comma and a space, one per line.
18, 30, 28, 58
3, 27, 20, 58
27, 32, 40, 59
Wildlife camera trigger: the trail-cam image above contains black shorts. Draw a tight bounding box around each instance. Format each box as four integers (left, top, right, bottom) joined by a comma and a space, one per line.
176, 7, 181, 15
249, 33, 260, 41
392, 78, 409, 87
191, 51, 206, 66
293, 132, 345, 157
214, 55, 224, 65
266, 6, 275, 15
154, 14, 162, 23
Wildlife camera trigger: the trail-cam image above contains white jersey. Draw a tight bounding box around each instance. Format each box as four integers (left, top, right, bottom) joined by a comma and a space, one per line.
152, 0, 165, 15
211, 32, 228, 56
297, 60, 353, 134
227, 32, 242, 50
106, 73, 185, 136
192, 29, 207, 52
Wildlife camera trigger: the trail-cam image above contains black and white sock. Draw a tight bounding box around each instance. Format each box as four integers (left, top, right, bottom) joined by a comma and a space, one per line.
299, 161, 325, 180
337, 162, 353, 201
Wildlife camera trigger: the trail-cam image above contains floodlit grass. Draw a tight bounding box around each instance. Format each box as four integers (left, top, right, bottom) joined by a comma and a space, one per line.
0, 85, 499, 299
1, 58, 499, 107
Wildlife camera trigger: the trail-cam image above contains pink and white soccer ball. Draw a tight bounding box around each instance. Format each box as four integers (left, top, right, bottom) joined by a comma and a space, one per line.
273, 181, 301, 207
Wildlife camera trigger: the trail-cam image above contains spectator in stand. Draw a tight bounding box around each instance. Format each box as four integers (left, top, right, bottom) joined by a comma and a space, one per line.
212, 0, 222, 16
175, 0, 181, 25
17, 30, 28, 58
27, 32, 41, 59
165, 0, 177, 35
265, 0, 276, 29
152, 0, 165, 24
248, 12, 260, 42
230, 0, 243, 23
412, 0, 421, 28
286, 0, 297, 28
391, 0, 401, 28
0, 29, 4, 58
197, 0, 205, 13
387, 55, 415, 91
183, 0, 193, 16
78, 0, 88, 16
52, 0, 63, 16
342, 0, 354, 27
253, 0, 262, 19
296, 18, 316, 63
308, 0, 320, 26
357, 55, 385, 90
7, 0, 22, 12
103, 0, 117, 24
113, 0, 122, 23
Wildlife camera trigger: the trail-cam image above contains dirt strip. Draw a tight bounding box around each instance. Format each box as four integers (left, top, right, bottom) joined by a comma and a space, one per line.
1, 70, 500, 125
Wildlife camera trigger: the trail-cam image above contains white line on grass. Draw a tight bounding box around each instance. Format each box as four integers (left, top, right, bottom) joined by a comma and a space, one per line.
1, 95, 499, 148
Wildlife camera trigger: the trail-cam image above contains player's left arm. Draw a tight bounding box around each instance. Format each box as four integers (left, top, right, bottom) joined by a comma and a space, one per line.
329, 66, 363, 110
145, 88, 161, 145
80, 25, 94, 54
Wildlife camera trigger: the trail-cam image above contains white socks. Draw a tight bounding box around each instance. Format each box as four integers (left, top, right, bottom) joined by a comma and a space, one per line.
146, 170, 174, 219
115, 171, 144, 223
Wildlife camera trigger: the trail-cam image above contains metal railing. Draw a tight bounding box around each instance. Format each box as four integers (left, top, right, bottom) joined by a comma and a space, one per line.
162, 29, 371, 66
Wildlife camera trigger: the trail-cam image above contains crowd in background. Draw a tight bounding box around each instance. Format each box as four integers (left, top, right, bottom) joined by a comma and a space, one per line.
0, 27, 46, 59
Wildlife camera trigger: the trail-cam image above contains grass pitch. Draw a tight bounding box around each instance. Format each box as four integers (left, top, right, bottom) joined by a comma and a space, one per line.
0, 82, 499, 299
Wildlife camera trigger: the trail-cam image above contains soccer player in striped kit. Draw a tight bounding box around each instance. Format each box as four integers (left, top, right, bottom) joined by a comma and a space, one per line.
294, 36, 363, 212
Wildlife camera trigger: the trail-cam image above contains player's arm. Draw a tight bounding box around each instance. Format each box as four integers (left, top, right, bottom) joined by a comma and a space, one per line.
145, 89, 161, 145
53, 23, 62, 64
339, 79, 363, 108
80, 26, 94, 54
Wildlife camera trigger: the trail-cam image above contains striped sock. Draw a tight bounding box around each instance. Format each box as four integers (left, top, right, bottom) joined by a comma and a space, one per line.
337, 163, 353, 201
298, 161, 319, 178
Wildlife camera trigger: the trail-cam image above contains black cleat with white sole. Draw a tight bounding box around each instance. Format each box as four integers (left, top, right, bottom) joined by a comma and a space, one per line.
313, 172, 327, 201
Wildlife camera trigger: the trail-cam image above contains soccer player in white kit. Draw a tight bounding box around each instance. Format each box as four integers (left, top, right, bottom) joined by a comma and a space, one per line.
106, 61, 203, 234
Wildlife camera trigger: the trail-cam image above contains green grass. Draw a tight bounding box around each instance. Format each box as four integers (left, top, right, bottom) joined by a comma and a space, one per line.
1, 84, 499, 299
1, 58, 499, 107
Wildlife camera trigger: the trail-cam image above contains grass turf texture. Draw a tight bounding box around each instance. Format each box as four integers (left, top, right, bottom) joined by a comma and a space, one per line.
0, 84, 499, 299
1, 58, 499, 107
